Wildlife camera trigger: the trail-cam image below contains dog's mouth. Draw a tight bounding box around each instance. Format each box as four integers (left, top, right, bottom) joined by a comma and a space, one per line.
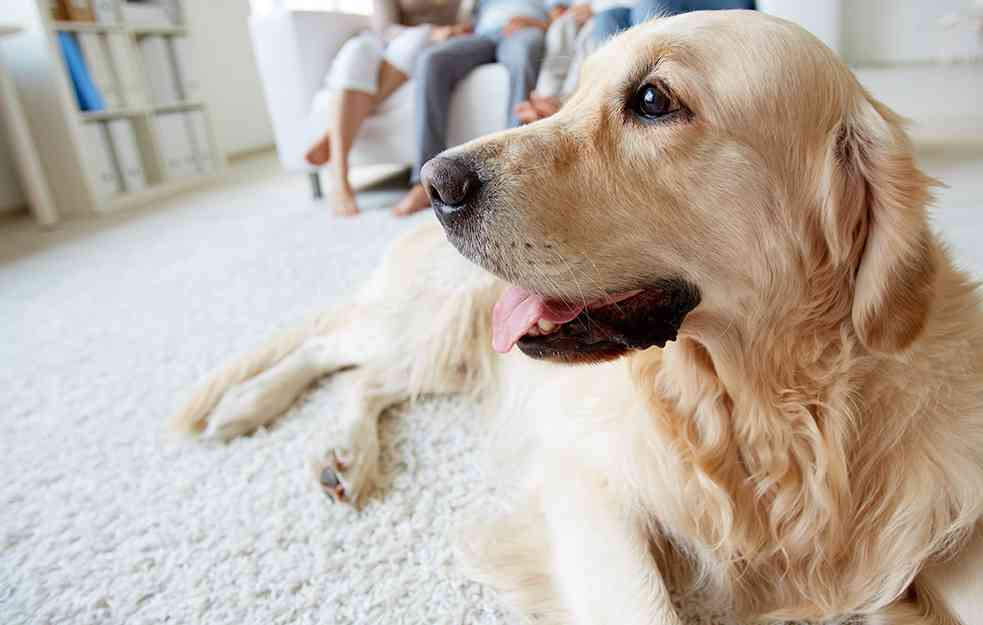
492, 281, 701, 363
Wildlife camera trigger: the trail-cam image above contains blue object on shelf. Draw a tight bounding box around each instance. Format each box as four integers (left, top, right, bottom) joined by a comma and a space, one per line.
57, 31, 105, 112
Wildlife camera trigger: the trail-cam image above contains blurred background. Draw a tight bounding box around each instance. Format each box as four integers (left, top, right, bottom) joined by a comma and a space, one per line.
0, 0, 981, 225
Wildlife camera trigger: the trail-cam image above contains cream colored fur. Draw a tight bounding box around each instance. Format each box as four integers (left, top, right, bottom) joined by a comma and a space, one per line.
170, 10, 983, 625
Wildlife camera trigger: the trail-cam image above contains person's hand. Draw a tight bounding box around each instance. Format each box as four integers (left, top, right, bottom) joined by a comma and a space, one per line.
430, 26, 454, 43
570, 4, 592, 26
530, 93, 561, 118
451, 21, 473, 37
549, 5, 568, 22
430, 25, 455, 43
514, 92, 562, 125
502, 16, 549, 37
514, 100, 539, 125
433, 22, 473, 42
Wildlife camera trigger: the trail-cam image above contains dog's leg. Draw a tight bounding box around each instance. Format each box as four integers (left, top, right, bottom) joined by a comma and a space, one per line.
197, 335, 355, 440
541, 457, 683, 625
200, 332, 364, 441
171, 305, 364, 436
456, 495, 567, 625
172, 297, 401, 440
308, 367, 406, 506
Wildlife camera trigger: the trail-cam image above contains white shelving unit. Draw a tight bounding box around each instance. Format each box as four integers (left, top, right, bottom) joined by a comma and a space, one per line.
5, 1, 223, 218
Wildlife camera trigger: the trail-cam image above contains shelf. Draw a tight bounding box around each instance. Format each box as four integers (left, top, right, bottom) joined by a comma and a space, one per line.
18, 0, 221, 217
130, 25, 188, 37
152, 100, 204, 114
52, 21, 124, 33
80, 107, 150, 122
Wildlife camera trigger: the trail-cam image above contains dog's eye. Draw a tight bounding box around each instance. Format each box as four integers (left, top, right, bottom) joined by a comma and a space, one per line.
631, 83, 680, 120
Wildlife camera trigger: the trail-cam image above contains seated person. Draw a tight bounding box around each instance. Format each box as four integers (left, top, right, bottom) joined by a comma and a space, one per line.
305, 0, 472, 217
516, 0, 756, 124
516, 1, 635, 125
393, 0, 554, 216
593, 0, 756, 43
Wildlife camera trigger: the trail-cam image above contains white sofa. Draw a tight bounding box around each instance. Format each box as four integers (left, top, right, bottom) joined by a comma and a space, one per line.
249, 9, 511, 197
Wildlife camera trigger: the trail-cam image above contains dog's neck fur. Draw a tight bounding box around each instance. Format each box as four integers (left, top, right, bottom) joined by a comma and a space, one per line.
630, 244, 983, 620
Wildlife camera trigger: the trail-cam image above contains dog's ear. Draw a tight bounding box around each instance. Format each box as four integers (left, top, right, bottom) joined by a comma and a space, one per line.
821, 93, 938, 353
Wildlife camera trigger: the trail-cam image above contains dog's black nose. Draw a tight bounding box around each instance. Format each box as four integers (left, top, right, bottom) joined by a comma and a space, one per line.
421, 157, 481, 219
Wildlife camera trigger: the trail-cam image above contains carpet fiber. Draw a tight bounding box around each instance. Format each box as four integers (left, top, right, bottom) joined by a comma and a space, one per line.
2, 151, 982, 625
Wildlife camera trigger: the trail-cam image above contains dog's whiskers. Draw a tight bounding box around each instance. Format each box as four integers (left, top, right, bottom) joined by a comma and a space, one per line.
545, 248, 597, 334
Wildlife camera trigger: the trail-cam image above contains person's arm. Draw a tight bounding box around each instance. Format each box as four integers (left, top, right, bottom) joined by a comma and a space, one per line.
371, 0, 404, 39
501, 15, 551, 36
548, 1, 570, 22
569, 3, 592, 26
432, 0, 476, 43
452, 0, 475, 35
457, 0, 478, 25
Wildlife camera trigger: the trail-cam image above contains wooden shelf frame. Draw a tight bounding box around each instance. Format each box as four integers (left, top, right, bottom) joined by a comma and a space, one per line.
80, 106, 151, 122
52, 21, 125, 33
6, 1, 225, 218
152, 99, 204, 114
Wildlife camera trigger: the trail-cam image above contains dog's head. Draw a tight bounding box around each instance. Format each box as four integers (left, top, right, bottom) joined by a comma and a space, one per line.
423, 10, 936, 364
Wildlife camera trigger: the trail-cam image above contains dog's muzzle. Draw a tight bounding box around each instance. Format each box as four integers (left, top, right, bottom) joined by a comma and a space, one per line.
421, 157, 482, 232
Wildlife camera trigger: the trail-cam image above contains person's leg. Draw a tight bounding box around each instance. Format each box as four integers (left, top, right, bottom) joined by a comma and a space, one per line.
559, 19, 598, 100
313, 30, 431, 216
326, 61, 410, 216
327, 90, 372, 216
534, 14, 578, 100
305, 35, 381, 169
382, 23, 433, 81
515, 14, 577, 125
496, 28, 546, 128
395, 35, 496, 216
308, 27, 429, 168
591, 7, 632, 43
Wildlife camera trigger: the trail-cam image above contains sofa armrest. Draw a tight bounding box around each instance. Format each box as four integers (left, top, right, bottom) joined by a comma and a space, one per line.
249, 9, 369, 171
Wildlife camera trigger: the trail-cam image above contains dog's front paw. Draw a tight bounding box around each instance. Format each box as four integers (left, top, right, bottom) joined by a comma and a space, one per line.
201, 383, 269, 441
309, 425, 379, 508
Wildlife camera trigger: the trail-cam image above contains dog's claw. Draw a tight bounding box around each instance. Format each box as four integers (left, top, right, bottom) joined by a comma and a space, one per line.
320, 466, 340, 488
319, 467, 347, 502
311, 438, 376, 507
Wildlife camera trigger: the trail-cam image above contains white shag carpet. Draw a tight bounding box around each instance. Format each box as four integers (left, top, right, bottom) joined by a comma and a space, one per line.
2, 151, 982, 625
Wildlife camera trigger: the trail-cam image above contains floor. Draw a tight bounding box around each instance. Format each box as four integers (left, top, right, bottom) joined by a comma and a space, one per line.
1, 147, 982, 625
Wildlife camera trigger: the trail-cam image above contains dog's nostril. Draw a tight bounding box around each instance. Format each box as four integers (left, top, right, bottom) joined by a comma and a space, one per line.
420, 157, 481, 213
434, 169, 472, 207
427, 184, 441, 203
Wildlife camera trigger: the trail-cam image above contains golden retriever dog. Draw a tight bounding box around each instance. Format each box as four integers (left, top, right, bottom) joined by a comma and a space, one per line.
171, 10, 983, 625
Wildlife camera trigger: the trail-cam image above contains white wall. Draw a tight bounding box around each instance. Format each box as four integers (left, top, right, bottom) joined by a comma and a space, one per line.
761, 0, 983, 142
184, 1, 274, 157
843, 0, 982, 64
0, 95, 25, 213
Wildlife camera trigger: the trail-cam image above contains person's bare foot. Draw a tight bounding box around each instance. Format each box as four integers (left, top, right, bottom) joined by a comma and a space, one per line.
530, 93, 561, 119
332, 184, 359, 217
392, 184, 431, 217
515, 100, 539, 125
305, 134, 332, 166
515, 93, 561, 125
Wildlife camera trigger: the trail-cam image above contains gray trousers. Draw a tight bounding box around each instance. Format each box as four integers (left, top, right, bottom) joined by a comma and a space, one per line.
411, 29, 545, 182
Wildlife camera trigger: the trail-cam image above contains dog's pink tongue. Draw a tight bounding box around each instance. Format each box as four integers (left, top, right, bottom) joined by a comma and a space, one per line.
492, 287, 583, 353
